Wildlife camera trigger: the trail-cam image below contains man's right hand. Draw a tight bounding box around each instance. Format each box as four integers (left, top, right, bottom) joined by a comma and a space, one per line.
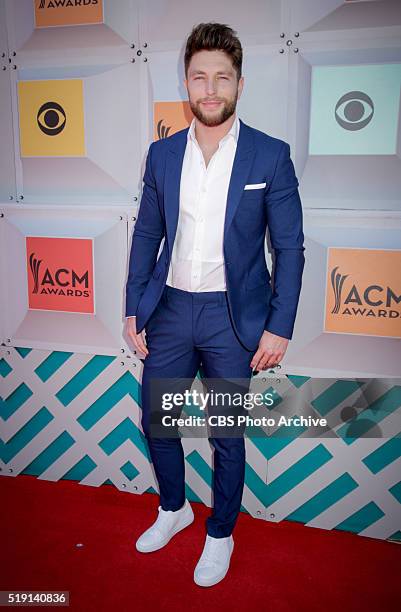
126, 316, 149, 357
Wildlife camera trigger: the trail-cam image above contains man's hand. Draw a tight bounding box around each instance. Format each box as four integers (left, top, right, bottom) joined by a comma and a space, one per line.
250, 330, 289, 372
126, 316, 149, 357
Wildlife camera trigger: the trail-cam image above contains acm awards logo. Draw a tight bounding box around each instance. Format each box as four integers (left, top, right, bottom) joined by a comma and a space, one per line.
29, 252, 90, 298
153, 101, 194, 141
35, 0, 102, 28
330, 266, 400, 320
156, 120, 172, 140
38, 0, 98, 8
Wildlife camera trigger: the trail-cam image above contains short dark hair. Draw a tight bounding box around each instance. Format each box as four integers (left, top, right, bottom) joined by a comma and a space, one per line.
184, 22, 242, 82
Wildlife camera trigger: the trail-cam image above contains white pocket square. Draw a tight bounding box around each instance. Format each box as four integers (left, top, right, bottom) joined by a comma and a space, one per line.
244, 182, 267, 190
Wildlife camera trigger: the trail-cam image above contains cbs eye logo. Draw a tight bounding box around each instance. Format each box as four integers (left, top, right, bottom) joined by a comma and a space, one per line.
37, 101, 66, 136
335, 90, 374, 131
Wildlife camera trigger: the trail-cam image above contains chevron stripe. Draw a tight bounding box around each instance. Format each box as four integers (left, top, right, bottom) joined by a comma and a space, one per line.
15, 347, 32, 358
78, 371, 140, 430
98, 416, 150, 461
312, 380, 364, 416
0, 406, 53, 463
121, 460, 140, 481
24, 431, 75, 476
184, 483, 203, 505
56, 355, 116, 406
284, 472, 359, 523
388, 530, 401, 542
244, 461, 268, 506
362, 433, 401, 473
267, 444, 333, 506
35, 351, 73, 382
388, 480, 401, 503
0, 358, 12, 377
286, 375, 311, 388
1, 383, 33, 420
252, 420, 308, 461
62, 455, 97, 481
334, 501, 385, 534
272, 419, 309, 442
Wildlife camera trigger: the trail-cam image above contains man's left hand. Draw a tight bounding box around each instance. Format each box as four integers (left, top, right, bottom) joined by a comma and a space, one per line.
250, 331, 289, 372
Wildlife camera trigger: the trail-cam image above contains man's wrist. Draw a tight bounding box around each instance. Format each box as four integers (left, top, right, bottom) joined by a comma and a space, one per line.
264, 327, 291, 340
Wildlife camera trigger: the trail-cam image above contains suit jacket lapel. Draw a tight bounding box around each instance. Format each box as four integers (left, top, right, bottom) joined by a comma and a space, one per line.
164, 128, 188, 254
223, 119, 255, 244
163, 118, 255, 255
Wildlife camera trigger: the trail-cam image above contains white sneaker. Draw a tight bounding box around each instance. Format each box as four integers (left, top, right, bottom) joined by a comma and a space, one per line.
194, 534, 234, 587
135, 498, 194, 553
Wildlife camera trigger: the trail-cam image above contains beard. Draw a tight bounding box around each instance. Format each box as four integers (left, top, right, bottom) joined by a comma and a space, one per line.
188, 90, 238, 127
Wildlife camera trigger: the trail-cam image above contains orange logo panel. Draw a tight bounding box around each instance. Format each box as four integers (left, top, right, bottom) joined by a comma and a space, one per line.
34, 0, 103, 27
325, 248, 401, 338
153, 101, 194, 141
26, 237, 94, 314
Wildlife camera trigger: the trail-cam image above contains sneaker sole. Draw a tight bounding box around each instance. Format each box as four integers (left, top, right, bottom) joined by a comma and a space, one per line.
193, 539, 234, 587
136, 511, 194, 553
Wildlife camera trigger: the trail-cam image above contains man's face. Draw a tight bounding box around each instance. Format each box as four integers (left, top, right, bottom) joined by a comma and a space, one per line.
184, 49, 244, 127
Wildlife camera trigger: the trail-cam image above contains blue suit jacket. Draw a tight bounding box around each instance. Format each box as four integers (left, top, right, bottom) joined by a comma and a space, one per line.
125, 118, 305, 351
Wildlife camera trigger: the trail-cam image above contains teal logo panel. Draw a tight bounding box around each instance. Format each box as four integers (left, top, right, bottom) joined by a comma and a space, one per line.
309, 63, 401, 155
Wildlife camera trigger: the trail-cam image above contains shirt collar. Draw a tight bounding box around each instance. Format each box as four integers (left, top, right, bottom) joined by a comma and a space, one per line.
187, 113, 240, 146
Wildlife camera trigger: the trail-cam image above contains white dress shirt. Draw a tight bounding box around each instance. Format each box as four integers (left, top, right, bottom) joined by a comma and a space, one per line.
127, 114, 240, 319
166, 113, 240, 292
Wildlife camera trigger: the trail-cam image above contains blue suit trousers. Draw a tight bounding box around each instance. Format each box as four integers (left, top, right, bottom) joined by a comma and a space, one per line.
140, 284, 256, 538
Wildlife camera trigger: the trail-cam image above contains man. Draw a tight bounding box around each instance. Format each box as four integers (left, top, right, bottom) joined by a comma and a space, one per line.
125, 22, 305, 587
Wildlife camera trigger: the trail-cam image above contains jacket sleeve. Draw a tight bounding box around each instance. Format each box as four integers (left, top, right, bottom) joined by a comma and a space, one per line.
264, 142, 305, 340
125, 142, 165, 317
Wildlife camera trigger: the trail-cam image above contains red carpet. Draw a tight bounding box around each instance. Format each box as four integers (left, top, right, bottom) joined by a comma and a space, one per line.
1, 475, 400, 611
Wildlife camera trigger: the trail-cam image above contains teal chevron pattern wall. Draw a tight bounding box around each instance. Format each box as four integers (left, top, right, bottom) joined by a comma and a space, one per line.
1, 345, 400, 543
